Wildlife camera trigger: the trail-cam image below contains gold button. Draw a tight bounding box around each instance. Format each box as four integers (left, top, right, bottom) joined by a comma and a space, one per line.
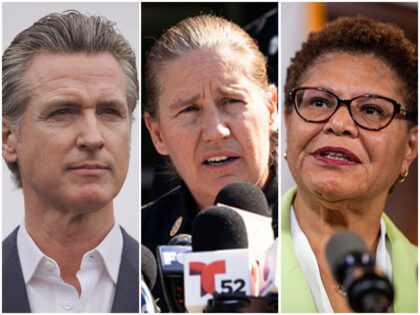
170, 216, 183, 237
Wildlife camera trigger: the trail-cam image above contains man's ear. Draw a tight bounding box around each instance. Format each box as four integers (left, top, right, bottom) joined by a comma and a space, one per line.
2, 117, 18, 163
266, 84, 278, 134
144, 112, 168, 155
401, 125, 418, 173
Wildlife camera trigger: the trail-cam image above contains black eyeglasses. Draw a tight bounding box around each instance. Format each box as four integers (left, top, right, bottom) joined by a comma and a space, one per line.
290, 87, 413, 130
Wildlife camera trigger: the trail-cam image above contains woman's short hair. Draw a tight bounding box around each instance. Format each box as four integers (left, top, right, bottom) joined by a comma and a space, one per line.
284, 15, 417, 124
3, 10, 139, 187
145, 14, 278, 174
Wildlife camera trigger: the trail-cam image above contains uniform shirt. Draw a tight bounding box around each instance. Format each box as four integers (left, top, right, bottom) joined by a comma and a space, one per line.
290, 205, 393, 312
17, 222, 123, 313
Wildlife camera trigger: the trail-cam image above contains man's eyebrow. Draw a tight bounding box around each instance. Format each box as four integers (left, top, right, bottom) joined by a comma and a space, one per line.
169, 94, 200, 111
44, 100, 81, 109
98, 101, 130, 116
42, 99, 129, 113
98, 100, 127, 109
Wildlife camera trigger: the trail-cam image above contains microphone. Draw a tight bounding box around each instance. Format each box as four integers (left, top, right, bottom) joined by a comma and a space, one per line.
213, 182, 278, 304
272, 199, 278, 239
258, 239, 279, 296
213, 181, 274, 255
192, 205, 248, 252
141, 245, 158, 313
142, 245, 157, 290
325, 230, 394, 312
184, 206, 255, 312
156, 234, 192, 312
169, 233, 192, 246
214, 181, 269, 216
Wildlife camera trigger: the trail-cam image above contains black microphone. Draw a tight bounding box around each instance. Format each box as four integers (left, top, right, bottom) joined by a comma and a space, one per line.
325, 230, 394, 312
142, 245, 157, 290
272, 199, 278, 239
192, 205, 248, 252
213, 181, 274, 255
141, 245, 158, 313
156, 234, 192, 313
185, 206, 250, 312
214, 181, 269, 216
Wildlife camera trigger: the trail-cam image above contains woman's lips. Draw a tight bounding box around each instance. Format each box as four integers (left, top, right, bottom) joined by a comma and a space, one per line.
202, 154, 240, 169
312, 146, 361, 165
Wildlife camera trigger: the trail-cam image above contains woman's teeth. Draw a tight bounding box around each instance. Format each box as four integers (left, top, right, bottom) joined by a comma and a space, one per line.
205, 156, 234, 164
322, 152, 352, 162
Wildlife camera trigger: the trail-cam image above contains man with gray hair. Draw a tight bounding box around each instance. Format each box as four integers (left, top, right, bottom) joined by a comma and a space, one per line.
2, 10, 139, 312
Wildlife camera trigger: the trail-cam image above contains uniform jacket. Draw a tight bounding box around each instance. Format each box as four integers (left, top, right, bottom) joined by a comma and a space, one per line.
3, 225, 139, 313
281, 187, 418, 313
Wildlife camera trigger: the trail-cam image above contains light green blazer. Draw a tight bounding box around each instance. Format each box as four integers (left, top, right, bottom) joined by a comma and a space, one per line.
281, 187, 418, 313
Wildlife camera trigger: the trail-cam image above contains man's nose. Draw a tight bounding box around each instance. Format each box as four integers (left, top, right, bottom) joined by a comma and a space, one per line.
76, 113, 105, 151
201, 106, 230, 142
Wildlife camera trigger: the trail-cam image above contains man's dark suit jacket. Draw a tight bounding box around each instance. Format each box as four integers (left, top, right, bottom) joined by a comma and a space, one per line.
2, 225, 139, 313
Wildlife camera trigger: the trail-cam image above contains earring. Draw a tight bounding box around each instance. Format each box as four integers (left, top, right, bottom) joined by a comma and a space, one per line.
397, 170, 409, 183
284, 151, 287, 160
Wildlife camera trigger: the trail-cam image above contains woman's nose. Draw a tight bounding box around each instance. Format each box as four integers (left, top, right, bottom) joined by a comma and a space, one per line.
76, 113, 105, 151
201, 106, 230, 142
322, 104, 359, 137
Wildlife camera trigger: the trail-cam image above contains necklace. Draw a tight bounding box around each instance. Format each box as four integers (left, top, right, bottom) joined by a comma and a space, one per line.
337, 285, 347, 297
319, 266, 347, 297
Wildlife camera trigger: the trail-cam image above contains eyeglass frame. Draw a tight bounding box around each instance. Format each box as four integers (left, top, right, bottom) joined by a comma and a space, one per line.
290, 87, 414, 131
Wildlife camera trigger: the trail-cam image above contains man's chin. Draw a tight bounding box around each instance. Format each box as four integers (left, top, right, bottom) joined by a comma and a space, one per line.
70, 187, 115, 212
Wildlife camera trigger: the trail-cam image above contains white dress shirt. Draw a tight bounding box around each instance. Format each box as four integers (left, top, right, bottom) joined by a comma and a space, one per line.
17, 222, 123, 313
290, 206, 393, 313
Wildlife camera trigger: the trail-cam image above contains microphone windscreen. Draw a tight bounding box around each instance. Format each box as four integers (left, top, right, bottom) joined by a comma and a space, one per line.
169, 233, 192, 246
141, 244, 158, 290
325, 230, 369, 273
272, 199, 278, 238
192, 206, 248, 252
214, 181, 269, 216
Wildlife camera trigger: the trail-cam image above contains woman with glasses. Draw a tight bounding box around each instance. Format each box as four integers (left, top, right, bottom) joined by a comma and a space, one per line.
282, 16, 417, 312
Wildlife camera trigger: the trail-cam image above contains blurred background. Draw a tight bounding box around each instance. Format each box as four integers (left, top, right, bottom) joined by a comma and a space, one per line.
281, 2, 418, 244
141, 2, 278, 204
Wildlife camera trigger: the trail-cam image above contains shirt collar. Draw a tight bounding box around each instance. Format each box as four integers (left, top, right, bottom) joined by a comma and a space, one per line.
17, 223, 45, 284
17, 222, 123, 285
93, 223, 123, 284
